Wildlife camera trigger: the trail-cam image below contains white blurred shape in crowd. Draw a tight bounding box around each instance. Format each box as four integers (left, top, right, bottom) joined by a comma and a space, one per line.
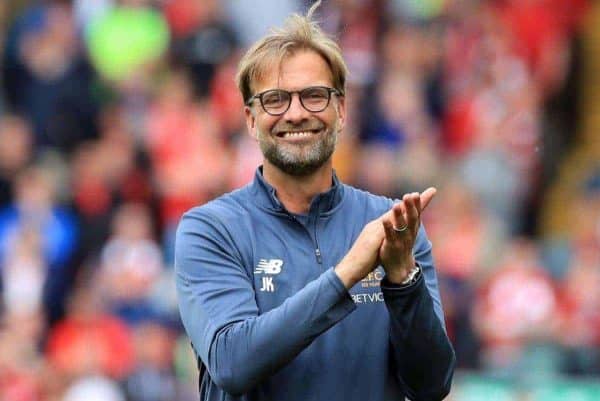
224, 0, 300, 46
62, 375, 125, 401
73, 0, 113, 30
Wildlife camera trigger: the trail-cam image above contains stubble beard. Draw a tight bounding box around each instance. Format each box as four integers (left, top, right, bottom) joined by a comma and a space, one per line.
257, 122, 338, 177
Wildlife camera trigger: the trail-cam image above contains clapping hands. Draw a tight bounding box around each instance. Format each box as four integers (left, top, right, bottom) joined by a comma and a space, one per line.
335, 188, 437, 289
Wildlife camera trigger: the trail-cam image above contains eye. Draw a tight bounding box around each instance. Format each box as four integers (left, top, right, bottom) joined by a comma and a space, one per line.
301, 87, 329, 105
303, 88, 328, 100
262, 90, 288, 106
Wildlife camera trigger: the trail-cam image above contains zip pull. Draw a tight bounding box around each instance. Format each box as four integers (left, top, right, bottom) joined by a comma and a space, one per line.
315, 248, 322, 264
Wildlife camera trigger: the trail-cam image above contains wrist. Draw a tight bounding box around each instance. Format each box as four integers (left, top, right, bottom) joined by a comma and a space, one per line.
384, 258, 417, 284
399, 264, 421, 285
334, 258, 364, 289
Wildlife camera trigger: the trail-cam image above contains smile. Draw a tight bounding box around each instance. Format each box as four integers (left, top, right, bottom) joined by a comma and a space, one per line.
276, 129, 322, 138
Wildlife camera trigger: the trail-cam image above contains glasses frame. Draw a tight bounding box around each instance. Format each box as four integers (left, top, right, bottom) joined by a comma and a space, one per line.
246, 86, 343, 116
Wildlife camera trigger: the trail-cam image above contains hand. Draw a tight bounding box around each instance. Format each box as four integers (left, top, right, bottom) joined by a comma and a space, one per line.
335, 219, 385, 289
380, 188, 436, 284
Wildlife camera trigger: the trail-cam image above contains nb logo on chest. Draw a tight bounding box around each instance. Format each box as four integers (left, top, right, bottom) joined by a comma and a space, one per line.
254, 259, 283, 292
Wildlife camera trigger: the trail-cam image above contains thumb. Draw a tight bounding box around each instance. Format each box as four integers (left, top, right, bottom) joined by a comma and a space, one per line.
420, 187, 437, 212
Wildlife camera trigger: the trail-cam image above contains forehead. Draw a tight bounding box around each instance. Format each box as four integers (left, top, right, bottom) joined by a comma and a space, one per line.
254, 50, 334, 93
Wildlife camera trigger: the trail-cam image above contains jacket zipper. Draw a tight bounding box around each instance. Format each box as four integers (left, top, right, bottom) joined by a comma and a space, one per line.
315, 248, 322, 264
288, 213, 323, 265
313, 219, 322, 265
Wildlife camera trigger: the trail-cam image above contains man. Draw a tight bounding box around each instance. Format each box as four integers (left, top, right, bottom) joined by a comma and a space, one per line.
175, 2, 456, 400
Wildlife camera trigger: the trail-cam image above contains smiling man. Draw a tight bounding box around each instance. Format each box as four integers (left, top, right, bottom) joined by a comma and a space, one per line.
175, 2, 455, 401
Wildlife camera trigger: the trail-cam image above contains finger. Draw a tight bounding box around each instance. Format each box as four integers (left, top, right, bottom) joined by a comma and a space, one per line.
412, 192, 421, 216
392, 202, 408, 230
394, 200, 408, 225
394, 199, 407, 216
382, 218, 398, 243
420, 187, 437, 211
378, 208, 394, 224
404, 194, 419, 229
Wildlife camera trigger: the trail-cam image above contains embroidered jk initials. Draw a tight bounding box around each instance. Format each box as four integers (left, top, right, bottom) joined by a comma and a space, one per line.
260, 277, 275, 292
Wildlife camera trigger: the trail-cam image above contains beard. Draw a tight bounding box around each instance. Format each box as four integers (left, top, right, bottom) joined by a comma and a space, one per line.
257, 119, 338, 177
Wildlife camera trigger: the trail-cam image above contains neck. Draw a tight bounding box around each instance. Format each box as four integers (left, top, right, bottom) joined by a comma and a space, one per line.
262, 160, 333, 214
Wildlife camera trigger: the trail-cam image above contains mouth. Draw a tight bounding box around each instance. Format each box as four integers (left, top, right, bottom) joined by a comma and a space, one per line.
275, 129, 323, 139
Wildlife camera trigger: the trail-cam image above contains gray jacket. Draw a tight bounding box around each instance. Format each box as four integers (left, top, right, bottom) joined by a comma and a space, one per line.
175, 168, 455, 401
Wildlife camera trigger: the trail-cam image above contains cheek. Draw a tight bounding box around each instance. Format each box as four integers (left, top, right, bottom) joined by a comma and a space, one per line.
257, 115, 279, 133
323, 109, 341, 129
256, 113, 279, 131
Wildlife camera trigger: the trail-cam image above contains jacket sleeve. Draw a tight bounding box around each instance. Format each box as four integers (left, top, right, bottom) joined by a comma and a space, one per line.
174, 208, 356, 396
381, 224, 456, 401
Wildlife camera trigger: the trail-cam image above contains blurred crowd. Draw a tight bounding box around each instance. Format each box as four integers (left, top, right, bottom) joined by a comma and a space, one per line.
0, 0, 598, 400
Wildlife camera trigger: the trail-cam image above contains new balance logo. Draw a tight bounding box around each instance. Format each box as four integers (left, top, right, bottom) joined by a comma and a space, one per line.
254, 259, 283, 275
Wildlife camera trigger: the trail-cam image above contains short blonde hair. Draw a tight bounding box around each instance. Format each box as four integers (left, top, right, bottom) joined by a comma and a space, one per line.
235, 0, 347, 104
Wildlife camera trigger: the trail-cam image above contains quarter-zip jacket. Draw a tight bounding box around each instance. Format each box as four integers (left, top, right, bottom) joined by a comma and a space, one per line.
175, 168, 455, 401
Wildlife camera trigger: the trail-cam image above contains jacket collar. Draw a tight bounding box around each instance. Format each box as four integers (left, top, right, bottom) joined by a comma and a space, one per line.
249, 166, 344, 215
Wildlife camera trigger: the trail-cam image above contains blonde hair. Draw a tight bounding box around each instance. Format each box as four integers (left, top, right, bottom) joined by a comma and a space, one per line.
235, 0, 347, 104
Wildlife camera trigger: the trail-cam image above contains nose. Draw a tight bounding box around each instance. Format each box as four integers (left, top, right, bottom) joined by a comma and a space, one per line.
283, 93, 310, 123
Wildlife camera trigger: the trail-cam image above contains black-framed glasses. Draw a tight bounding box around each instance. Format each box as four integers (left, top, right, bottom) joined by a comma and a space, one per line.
246, 86, 343, 116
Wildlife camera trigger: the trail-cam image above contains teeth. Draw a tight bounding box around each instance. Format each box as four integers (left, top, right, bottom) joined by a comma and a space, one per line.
282, 131, 314, 138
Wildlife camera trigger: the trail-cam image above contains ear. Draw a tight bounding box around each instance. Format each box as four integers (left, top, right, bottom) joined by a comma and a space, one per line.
244, 106, 258, 140
335, 95, 346, 133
